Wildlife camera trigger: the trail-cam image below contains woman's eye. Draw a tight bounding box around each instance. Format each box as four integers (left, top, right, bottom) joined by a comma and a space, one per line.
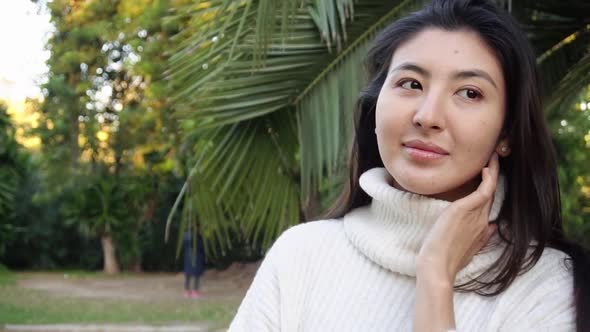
457, 88, 482, 100
400, 80, 422, 90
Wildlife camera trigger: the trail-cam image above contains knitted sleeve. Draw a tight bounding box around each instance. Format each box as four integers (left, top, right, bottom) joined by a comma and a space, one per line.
227, 233, 283, 331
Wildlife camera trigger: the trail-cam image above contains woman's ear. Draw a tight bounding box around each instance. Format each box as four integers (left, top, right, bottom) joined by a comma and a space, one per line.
495, 137, 511, 157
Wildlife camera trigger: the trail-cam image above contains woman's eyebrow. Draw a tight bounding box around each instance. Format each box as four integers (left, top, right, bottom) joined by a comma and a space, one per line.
451, 69, 498, 90
389, 62, 430, 77
389, 62, 498, 90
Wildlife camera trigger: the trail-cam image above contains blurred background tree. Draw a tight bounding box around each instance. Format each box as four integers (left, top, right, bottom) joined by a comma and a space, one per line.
0, 0, 588, 273
2, 0, 189, 273
0, 102, 27, 257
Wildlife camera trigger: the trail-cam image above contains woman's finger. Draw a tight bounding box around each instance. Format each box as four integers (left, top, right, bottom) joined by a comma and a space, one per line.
488, 152, 500, 182
483, 153, 499, 198
484, 153, 499, 213
461, 153, 499, 209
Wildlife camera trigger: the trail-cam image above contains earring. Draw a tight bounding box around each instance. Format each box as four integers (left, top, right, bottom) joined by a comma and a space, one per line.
500, 146, 508, 153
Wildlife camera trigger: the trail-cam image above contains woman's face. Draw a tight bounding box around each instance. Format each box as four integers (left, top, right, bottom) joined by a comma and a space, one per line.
375, 28, 508, 201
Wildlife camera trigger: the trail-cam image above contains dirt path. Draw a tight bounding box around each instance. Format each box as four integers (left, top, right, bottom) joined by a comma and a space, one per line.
16, 262, 259, 302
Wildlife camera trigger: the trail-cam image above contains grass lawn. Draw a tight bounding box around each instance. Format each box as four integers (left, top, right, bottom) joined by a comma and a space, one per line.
0, 267, 241, 329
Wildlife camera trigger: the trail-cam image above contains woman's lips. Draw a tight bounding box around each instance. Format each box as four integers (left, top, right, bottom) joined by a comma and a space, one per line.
402, 140, 449, 161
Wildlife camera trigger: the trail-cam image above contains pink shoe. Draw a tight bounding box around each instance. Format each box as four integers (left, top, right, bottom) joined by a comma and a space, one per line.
190, 290, 203, 299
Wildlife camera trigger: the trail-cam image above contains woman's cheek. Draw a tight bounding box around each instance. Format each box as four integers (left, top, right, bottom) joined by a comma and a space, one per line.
454, 138, 492, 173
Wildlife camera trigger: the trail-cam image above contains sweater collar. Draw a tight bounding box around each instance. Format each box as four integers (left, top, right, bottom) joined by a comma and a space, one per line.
343, 167, 506, 284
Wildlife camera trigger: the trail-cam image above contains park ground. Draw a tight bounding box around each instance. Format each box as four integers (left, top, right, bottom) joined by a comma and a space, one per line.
0, 263, 259, 331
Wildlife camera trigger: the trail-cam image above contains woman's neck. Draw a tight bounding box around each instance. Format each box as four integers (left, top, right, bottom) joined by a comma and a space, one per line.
389, 174, 482, 202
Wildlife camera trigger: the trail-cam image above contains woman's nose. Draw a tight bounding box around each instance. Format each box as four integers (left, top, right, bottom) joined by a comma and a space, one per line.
412, 90, 445, 131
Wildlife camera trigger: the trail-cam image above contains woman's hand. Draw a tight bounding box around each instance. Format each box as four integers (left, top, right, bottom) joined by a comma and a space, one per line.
413, 153, 500, 332
417, 152, 500, 285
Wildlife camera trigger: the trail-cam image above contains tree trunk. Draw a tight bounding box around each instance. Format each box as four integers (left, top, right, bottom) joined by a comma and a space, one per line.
128, 192, 157, 273
67, 73, 80, 169
130, 258, 142, 273
101, 234, 120, 274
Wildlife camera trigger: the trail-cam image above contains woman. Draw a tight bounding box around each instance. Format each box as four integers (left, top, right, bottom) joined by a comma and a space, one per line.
229, 0, 590, 330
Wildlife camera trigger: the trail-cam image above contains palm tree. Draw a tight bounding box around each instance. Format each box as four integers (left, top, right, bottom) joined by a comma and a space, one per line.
166, 0, 590, 256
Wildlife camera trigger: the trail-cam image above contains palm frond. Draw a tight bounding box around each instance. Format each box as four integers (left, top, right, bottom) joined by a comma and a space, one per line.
167, 1, 416, 131
545, 51, 590, 117
514, 0, 590, 103
176, 110, 300, 256
169, 17, 320, 128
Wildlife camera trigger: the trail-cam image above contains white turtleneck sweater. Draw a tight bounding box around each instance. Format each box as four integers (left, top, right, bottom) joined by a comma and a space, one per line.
228, 168, 575, 331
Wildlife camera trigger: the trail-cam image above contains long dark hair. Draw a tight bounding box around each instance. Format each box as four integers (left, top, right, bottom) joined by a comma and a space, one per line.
326, 0, 590, 330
